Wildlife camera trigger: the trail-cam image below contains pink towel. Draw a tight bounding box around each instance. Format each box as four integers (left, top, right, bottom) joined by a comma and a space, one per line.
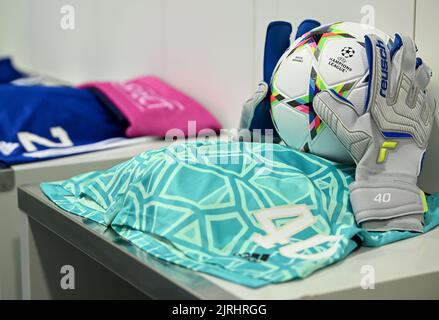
79, 76, 221, 138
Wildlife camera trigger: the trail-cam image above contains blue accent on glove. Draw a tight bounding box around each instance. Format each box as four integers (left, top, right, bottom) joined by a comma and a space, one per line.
250, 19, 321, 134
416, 57, 423, 69
250, 21, 292, 133
295, 19, 321, 40
382, 131, 413, 138
389, 34, 403, 59
263, 21, 292, 84
364, 35, 375, 112
329, 88, 354, 107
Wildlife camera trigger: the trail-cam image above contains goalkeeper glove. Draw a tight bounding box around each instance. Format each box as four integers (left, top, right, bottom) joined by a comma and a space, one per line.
313, 34, 436, 232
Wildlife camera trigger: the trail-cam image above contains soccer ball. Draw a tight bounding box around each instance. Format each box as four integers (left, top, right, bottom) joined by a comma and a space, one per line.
270, 22, 390, 163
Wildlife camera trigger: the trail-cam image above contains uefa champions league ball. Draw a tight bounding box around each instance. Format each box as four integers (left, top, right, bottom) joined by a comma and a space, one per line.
270, 22, 390, 163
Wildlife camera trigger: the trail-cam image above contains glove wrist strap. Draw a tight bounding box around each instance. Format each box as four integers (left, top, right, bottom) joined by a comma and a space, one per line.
349, 179, 427, 232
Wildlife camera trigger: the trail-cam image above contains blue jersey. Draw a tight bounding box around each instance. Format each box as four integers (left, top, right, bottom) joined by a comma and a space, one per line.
41, 141, 439, 287
0, 57, 70, 86
0, 84, 127, 167
0, 58, 26, 84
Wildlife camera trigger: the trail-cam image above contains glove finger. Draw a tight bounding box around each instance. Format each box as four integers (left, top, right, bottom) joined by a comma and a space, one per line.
314, 90, 360, 128
391, 34, 417, 75
413, 62, 436, 130
404, 61, 433, 118
239, 82, 268, 130
388, 34, 417, 100
364, 34, 392, 107
294, 19, 321, 39
426, 91, 438, 126
264, 21, 292, 84
414, 60, 432, 90
313, 90, 371, 163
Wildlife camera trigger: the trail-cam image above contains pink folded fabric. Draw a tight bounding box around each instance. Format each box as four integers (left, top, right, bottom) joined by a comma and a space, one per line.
79, 76, 221, 138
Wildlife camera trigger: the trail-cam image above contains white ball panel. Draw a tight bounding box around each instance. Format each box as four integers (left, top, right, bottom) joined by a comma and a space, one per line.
336, 22, 390, 43
317, 38, 368, 86
271, 22, 390, 164
310, 126, 353, 163
274, 46, 313, 99
272, 103, 309, 150
346, 85, 368, 115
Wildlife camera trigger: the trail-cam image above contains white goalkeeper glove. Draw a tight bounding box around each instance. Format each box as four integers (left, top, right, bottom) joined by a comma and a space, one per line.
313, 34, 436, 232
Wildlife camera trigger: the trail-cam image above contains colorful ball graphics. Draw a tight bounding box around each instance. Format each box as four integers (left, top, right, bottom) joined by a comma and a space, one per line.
270, 22, 390, 163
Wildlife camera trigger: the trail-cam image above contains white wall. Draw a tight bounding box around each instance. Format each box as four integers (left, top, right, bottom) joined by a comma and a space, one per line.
0, 0, 436, 191
254, 0, 415, 80
0, 0, 255, 128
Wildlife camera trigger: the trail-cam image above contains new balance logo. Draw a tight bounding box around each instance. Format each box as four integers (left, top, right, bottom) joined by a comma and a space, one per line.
0, 141, 19, 156
376, 39, 389, 98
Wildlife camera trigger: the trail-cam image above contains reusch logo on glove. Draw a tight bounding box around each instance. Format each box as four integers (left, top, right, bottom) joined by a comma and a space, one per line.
376, 40, 389, 98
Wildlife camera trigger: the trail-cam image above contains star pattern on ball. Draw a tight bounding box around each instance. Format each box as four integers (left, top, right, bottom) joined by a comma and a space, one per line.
271, 23, 362, 144
341, 46, 355, 58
